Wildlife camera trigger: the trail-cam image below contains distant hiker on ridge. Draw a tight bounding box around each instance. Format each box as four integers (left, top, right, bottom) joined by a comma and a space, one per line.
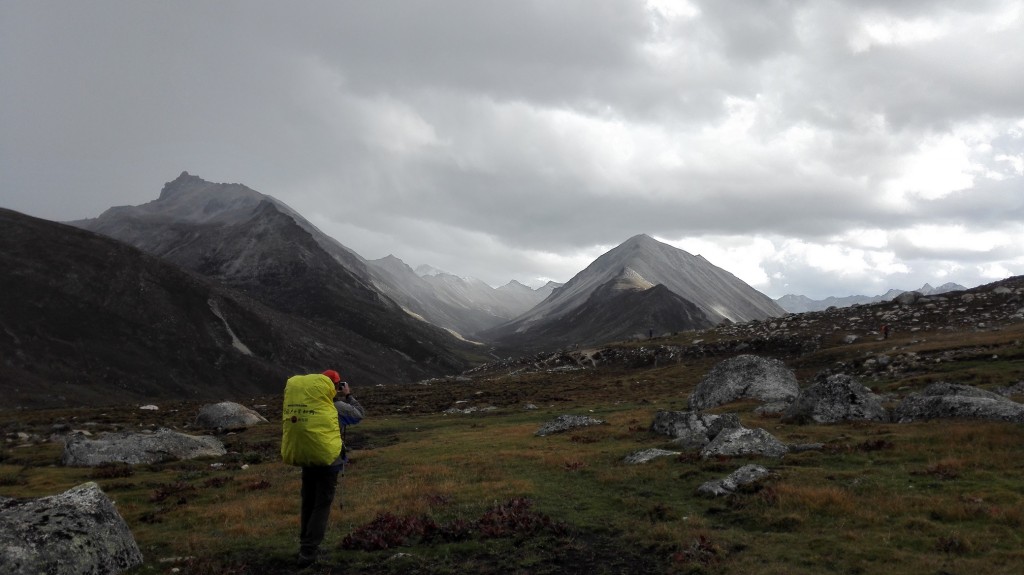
281, 369, 366, 567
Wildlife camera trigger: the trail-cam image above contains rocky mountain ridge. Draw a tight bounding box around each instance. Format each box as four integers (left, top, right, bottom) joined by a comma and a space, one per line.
775, 282, 968, 313
34, 171, 1012, 406
72, 173, 477, 375
1, 208, 454, 409
74, 173, 555, 341
70, 174, 784, 356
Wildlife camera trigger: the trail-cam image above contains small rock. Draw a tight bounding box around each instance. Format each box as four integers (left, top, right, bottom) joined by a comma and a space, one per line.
787, 443, 825, 453
535, 415, 605, 437
650, 411, 741, 449
623, 448, 680, 464
697, 464, 772, 497
700, 427, 789, 459
194, 402, 268, 431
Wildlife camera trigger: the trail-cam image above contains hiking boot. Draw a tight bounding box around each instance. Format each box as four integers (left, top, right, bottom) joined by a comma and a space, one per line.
297, 550, 319, 568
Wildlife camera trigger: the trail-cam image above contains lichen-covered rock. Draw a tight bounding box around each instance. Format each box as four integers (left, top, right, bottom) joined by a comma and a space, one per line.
194, 401, 268, 430
781, 374, 888, 424
996, 381, 1024, 398
535, 415, 605, 437
697, 464, 772, 497
623, 448, 681, 464
61, 428, 226, 467
894, 382, 1024, 423
649, 411, 741, 449
689, 355, 799, 411
700, 427, 789, 459
0, 482, 143, 574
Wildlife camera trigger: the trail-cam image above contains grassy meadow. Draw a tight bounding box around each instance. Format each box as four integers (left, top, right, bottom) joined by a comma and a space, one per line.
2, 324, 1024, 574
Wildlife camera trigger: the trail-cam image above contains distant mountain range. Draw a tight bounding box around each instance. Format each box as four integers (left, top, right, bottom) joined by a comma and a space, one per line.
73, 173, 782, 354
74, 173, 558, 341
775, 282, 968, 313
2, 171, 799, 405
365, 255, 557, 337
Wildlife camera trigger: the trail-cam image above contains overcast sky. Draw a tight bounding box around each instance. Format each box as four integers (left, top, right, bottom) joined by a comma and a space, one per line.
3, 1, 1023, 299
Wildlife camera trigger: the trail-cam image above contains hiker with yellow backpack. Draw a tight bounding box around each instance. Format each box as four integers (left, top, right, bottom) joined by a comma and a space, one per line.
281, 369, 365, 567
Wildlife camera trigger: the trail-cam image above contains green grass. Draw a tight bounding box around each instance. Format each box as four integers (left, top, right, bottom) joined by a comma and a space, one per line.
3, 324, 1024, 574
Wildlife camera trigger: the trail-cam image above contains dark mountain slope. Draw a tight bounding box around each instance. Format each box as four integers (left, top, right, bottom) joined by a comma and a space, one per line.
73, 173, 475, 376
493, 281, 715, 353
0, 208, 439, 408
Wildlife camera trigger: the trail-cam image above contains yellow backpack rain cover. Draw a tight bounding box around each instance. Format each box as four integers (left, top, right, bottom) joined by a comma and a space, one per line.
281, 374, 342, 466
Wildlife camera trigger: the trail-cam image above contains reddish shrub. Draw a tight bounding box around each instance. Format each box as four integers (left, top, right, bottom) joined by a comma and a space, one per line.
340, 498, 567, 551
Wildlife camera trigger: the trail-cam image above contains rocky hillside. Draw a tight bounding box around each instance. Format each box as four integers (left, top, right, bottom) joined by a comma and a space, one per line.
72, 172, 547, 343
468, 274, 1024, 384
72, 173, 476, 380
0, 208, 471, 409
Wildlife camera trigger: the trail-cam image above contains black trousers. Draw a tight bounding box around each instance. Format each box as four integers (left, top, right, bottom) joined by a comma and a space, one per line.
299, 466, 339, 555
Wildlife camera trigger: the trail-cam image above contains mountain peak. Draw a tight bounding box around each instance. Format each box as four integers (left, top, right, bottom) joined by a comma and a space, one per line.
621, 233, 659, 248
415, 264, 449, 277
159, 171, 207, 200
484, 231, 784, 348
496, 280, 537, 295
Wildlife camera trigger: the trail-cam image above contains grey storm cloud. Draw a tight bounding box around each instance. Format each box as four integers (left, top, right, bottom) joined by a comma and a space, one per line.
2, 0, 1022, 300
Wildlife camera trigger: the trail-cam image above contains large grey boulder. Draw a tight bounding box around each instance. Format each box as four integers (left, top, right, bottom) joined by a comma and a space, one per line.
650, 411, 741, 449
697, 464, 772, 497
700, 427, 789, 459
894, 382, 1024, 423
62, 428, 226, 467
194, 401, 268, 431
0, 482, 143, 574
781, 374, 888, 424
535, 415, 605, 437
689, 355, 799, 410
